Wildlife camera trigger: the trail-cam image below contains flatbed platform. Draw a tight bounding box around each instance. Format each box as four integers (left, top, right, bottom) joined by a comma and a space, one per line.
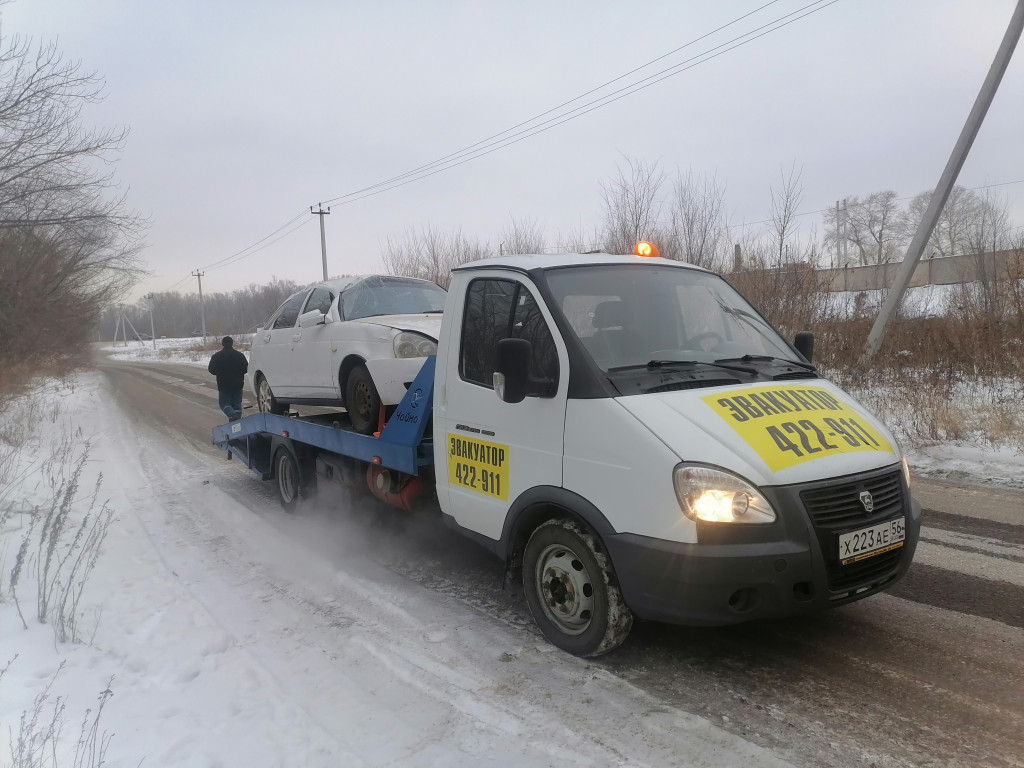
211, 357, 436, 478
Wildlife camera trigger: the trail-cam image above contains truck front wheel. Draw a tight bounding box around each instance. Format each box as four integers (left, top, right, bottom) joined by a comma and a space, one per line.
523, 518, 633, 657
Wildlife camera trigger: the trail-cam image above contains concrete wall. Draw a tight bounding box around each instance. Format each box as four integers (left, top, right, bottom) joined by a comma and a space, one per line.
812, 250, 1021, 292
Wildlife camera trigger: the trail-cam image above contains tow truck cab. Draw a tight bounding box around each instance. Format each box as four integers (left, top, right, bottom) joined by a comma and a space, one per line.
430, 253, 920, 656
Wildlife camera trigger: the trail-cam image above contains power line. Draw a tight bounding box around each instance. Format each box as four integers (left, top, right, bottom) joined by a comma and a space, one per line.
159, 1, 834, 290
198, 209, 309, 271
320, 0, 841, 209
319, 0, 789, 206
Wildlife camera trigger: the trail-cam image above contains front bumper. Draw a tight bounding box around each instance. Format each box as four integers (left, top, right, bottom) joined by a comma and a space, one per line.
605, 465, 922, 626
364, 357, 431, 405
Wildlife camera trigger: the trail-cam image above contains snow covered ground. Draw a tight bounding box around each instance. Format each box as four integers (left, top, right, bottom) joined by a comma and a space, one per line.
4, 343, 1020, 767
1, 372, 794, 768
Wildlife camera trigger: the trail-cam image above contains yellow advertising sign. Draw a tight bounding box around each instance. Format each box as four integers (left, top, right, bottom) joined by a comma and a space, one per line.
447, 433, 509, 500
701, 385, 893, 472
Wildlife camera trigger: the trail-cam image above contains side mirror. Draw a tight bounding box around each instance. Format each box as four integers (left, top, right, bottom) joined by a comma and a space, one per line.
494, 338, 531, 403
493, 338, 557, 403
794, 331, 815, 363
298, 309, 332, 328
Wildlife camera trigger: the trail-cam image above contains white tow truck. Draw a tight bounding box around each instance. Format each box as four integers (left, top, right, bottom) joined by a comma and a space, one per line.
213, 249, 921, 656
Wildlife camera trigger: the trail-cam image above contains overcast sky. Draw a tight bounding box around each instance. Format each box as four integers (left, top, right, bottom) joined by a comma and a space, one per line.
4, 0, 1022, 300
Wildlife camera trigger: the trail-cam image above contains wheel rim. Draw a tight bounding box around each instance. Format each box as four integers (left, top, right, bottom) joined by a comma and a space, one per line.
258, 379, 272, 412
278, 453, 296, 503
534, 542, 595, 635
351, 378, 373, 424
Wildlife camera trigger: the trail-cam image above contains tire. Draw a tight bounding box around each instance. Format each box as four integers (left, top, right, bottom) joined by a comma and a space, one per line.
273, 447, 301, 512
345, 364, 381, 435
523, 518, 633, 657
257, 375, 287, 415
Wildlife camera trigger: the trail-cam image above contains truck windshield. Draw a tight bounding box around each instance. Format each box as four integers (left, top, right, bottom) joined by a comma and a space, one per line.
543, 264, 796, 372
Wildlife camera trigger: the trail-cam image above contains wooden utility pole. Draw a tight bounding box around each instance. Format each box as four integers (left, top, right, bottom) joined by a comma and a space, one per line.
311, 203, 331, 281
192, 270, 207, 343
862, 0, 1024, 363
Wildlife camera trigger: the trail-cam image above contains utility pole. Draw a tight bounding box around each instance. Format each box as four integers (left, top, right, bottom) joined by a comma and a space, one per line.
835, 200, 845, 266
862, 0, 1024, 363
144, 294, 157, 350
192, 270, 207, 344
311, 203, 331, 281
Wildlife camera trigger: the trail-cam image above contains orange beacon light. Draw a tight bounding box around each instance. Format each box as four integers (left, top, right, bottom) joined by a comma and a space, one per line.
634, 241, 659, 258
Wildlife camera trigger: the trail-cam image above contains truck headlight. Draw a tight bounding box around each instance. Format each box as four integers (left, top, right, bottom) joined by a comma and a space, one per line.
900, 456, 911, 489
673, 464, 776, 524
393, 332, 437, 359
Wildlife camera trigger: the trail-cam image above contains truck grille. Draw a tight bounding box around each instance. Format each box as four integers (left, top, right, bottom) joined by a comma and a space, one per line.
800, 470, 903, 528
797, 468, 908, 593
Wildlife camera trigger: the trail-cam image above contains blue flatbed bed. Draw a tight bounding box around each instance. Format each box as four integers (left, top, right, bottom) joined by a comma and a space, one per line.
211, 357, 437, 478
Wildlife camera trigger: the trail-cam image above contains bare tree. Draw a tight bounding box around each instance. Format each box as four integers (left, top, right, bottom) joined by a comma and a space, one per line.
824, 191, 903, 266
599, 156, 666, 255
666, 169, 729, 270
382, 225, 489, 287
0, 36, 132, 229
0, 27, 143, 398
768, 164, 805, 265
499, 216, 545, 255
903, 185, 1012, 259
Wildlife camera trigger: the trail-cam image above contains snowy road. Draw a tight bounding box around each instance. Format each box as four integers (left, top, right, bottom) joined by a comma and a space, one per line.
87, 358, 1024, 766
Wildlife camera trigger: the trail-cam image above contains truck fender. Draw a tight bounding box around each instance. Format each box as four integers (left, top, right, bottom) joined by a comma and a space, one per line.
497, 486, 619, 584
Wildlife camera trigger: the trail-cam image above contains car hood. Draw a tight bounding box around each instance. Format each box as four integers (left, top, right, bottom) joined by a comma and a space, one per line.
351, 313, 444, 339
615, 380, 902, 487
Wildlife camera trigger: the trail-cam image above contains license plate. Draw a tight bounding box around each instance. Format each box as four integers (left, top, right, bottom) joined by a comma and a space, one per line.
838, 518, 906, 565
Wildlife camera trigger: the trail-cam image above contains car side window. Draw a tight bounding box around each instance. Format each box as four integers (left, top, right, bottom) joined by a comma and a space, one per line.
460, 278, 558, 390
273, 292, 308, 329
303, 286, 335, 315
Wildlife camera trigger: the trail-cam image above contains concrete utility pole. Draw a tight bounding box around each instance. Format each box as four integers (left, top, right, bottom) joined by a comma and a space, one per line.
862, 0, 1024, 363
144, 294, 157, 350
311, 203, 331, 281
192, 270, 207, 344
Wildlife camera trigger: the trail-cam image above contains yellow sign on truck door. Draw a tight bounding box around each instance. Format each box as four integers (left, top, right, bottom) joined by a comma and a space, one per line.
447, 433, 509, 500
702, 385, 893, 472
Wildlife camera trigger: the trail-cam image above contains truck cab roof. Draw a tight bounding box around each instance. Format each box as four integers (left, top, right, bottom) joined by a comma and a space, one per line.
454, 253, 713, 274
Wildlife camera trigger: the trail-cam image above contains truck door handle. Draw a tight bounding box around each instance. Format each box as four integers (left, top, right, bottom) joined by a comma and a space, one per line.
263, 333, 271, 343
292, 332, 302, 342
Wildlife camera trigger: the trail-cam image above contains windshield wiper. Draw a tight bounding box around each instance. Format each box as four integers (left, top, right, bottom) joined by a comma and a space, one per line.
715, 354, 816, 371
609, 359, 758, 375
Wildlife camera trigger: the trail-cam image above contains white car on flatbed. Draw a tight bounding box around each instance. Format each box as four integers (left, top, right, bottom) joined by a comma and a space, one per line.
249, 274, 446, 433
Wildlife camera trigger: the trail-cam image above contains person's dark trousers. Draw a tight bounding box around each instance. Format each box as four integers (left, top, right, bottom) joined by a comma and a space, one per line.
218, 389, 243, 420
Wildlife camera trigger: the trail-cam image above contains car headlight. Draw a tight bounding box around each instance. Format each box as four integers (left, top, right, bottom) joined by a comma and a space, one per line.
393, 331, 437, 359
672, 464, 776, 524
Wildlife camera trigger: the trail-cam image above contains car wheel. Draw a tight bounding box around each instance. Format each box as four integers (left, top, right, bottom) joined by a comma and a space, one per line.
257, 376, 287, 415
345, 364, 381, 435
523, 518, 633, 657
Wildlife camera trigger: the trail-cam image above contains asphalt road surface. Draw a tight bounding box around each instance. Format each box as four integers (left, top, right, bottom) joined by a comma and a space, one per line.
97, 357, 1024, 768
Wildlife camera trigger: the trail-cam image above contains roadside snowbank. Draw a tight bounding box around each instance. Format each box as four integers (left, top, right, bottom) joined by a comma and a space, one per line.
1, 375, 792, 767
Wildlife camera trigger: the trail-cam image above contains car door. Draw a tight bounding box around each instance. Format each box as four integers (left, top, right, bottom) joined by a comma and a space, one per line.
255, 289, 309, 397
290, 285, 338, 398
434, 273, 567, 542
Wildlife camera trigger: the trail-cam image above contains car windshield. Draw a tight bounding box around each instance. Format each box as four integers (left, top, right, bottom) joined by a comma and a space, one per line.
543, 264, 796, 372
341, 276, 447, 320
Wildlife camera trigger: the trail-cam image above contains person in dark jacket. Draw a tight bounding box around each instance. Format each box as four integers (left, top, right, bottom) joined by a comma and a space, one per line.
207, 336, 249, 420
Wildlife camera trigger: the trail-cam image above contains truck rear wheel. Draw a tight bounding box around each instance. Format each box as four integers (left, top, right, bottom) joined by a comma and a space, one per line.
274, 447, 301, 512
523, 518, 633, 657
